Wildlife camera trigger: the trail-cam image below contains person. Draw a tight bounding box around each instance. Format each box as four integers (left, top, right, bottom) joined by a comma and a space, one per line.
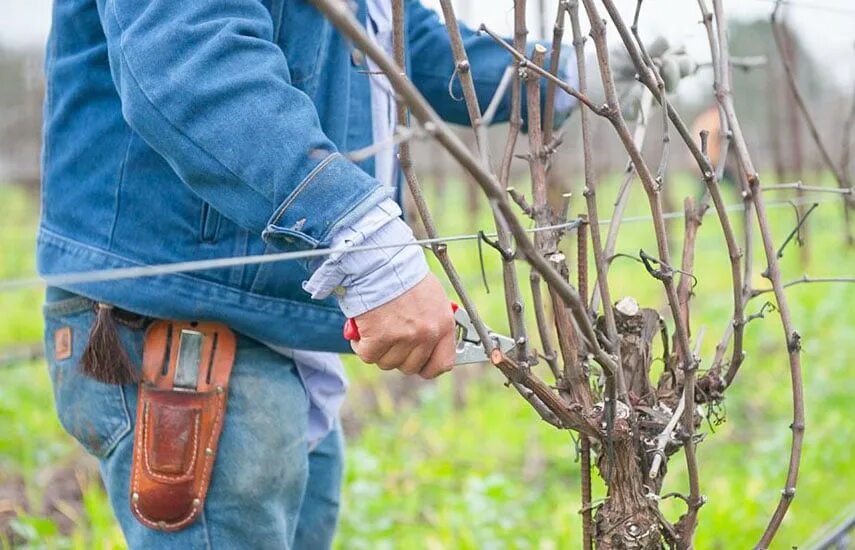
691, 104, 740, 187
37, 0, 577, 547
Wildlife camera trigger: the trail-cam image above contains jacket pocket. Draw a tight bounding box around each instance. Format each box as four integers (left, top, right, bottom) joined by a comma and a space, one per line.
43, 300, 134, 459
200, 201, 221, 243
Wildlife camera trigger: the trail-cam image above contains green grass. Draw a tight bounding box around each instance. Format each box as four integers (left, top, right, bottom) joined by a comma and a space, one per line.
0, 186, 123, 549
1, 174, 853, 548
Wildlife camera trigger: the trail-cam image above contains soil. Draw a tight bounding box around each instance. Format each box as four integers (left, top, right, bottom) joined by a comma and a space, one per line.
0, 455, 99, 543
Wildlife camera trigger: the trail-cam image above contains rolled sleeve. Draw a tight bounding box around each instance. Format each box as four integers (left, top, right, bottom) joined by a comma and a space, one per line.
303, 199, 429, 318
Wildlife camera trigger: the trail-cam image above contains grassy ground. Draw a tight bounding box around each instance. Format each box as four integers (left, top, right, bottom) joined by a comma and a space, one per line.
0, 173, 853, 549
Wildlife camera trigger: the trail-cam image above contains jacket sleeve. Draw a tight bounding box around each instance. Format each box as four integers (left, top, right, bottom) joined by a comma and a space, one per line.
405, 0, 576, 128
96, 0, 387, 252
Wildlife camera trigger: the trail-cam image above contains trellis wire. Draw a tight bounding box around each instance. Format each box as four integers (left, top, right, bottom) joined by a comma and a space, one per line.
0, 196, 834, 292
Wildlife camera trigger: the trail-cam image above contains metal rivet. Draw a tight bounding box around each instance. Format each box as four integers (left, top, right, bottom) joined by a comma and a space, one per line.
216, 386, 224, 394
350, 49, 364, 66
333, 285, 346, 297
205, 447, 213, 456
192, 498, 202, 508
157, 521, 167, 530
132, 492, 140, 503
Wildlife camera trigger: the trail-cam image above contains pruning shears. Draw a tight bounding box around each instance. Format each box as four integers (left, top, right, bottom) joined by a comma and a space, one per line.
343, 302, 515, 365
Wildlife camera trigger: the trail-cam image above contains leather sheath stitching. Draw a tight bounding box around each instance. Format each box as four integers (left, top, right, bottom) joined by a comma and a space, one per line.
142, 401, 201, 483
131, 390, 226, 530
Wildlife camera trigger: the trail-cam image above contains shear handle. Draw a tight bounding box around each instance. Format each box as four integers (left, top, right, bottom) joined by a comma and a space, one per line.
343, 302, 459, 342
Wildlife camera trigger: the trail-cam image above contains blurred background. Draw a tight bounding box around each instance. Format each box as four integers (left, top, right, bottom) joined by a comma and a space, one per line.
1, 0, 854, 548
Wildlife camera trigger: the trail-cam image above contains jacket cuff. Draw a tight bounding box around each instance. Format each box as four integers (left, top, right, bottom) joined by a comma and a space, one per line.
261, 152, 390, 253
335, 242, 429, 318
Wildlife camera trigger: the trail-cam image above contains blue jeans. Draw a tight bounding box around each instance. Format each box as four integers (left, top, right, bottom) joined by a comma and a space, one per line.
43, 290, 344, 549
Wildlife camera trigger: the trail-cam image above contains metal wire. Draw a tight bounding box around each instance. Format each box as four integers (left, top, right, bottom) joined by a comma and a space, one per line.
0, 219, 584, 291
0, 196, 836, 292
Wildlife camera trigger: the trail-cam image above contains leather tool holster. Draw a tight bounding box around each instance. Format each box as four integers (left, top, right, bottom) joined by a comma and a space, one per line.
130, 321, 236, 531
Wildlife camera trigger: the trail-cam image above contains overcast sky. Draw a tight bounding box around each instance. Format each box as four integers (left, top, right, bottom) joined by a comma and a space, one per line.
3, 0, 854, 88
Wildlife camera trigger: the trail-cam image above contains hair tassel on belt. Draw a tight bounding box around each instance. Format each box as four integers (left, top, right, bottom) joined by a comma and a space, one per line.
79, 303, 139, 385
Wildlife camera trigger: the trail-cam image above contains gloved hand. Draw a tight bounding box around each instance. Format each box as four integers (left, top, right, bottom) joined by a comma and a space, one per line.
656, 47, 697, 92
612, 36, 697, 93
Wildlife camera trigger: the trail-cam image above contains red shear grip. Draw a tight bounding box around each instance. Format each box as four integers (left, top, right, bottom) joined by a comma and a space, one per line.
343, 318, 360, 341
343, 302, 459, 342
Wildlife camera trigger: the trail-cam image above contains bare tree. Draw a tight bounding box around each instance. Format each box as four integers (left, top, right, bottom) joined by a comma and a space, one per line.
308, 0, 854, 547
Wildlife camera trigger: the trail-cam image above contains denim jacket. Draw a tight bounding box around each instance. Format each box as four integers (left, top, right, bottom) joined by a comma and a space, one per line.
38, 0, 568, 353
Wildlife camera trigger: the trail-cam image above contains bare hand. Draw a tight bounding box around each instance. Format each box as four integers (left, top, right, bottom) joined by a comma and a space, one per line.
350, 274, 456, 379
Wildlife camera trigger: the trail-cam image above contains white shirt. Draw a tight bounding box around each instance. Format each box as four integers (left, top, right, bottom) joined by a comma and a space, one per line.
271, 0, 428, 449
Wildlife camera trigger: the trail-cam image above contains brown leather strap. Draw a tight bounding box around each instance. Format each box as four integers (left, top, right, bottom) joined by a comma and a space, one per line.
129, 321, 235, 531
